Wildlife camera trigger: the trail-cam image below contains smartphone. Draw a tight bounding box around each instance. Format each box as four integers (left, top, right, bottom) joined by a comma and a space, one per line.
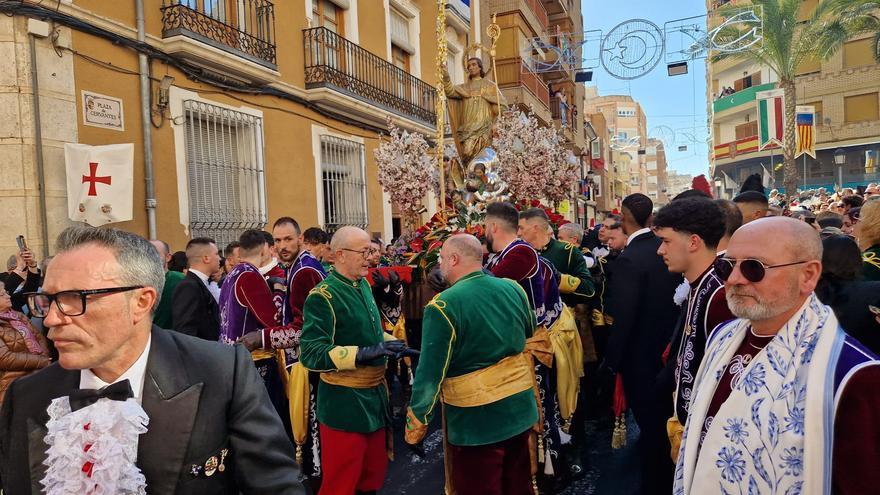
869, 305, 880, 316
15, 235, 27, 252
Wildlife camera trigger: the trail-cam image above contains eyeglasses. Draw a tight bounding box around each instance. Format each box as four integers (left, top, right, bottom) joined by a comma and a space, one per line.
714, 258, 807, 283
340, 248, 379, 259
25, 286, 144, 318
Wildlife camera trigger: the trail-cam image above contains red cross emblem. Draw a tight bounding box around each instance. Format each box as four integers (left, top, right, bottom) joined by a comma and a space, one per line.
82, 162, 111, 196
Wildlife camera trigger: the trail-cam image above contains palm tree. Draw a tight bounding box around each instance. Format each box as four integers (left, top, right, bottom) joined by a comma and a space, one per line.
712, 0, 856, 196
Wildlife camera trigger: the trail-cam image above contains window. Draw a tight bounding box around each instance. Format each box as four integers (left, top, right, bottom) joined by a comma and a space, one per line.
183, 99, 267, 246
646, 146, 657, 155
844, 93, 879, 123
797, 56, 821, 76
617, 108, 636, 117
617, 131, 628, 140
811, 100, 824, 125
312, 0, 343, 34
844, 38, 874, 69
320, 135, 368, 231
591, 138, 601, 159
735, 121, 758, 140
647, 160, 657, 171
733, 72, 761, 92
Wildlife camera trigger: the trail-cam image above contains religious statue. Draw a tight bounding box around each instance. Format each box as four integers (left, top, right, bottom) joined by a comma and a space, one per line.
443, 57, 506, 168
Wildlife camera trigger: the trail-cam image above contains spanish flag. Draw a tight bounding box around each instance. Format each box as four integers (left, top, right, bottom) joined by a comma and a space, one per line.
795, 106, 816, 159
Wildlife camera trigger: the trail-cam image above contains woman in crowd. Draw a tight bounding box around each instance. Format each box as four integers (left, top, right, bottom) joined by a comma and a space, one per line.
0, 282, 51, 406
855, 200, 880, 281
815, 235, 880, 354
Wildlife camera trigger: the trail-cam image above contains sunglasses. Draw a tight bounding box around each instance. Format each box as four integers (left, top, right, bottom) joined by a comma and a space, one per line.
714, 257, 808, 283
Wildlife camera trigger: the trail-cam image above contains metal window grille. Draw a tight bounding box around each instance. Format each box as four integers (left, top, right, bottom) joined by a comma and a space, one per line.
183, 99, 267, 247
320, 135, 367, 232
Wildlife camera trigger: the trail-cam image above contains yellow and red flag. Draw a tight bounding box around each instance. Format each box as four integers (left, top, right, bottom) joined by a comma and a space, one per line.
795, 106, 816, 159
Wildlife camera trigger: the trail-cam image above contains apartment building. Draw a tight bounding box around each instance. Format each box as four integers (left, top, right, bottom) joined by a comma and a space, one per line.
708, 0, 880, 196
584, 91, 650, 204
1, 0, 467, 255
666, 170, 694, 198
645, 138, 669, 205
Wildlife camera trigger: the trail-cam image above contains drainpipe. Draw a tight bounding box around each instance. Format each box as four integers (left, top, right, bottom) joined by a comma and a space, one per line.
136, 0, 157, 239
28, 30, 50, 259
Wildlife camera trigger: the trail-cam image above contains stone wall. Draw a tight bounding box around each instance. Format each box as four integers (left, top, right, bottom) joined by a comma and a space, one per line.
0, 16, 76, 260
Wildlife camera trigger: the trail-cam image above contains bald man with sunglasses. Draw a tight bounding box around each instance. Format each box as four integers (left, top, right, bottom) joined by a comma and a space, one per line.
674, 217, 880, 495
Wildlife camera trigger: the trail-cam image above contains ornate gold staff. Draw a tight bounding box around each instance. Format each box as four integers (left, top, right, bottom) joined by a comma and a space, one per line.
486, 14, 502, 116
435, 0, 448, 216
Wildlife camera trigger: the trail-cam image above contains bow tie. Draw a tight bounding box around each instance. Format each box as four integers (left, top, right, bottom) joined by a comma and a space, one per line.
69, 379, 134, 411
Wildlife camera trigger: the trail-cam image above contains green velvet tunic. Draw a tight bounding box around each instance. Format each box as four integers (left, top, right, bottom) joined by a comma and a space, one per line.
153, 270, 185, 329
300, 270, 389, 433
409, 270, 539, 446
538, 238, 596, 305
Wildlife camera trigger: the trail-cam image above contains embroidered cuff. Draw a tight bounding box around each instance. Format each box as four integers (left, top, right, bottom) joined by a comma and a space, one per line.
559, 274, 581, 294
328, 346, 358, 370
405, 408, 428, 444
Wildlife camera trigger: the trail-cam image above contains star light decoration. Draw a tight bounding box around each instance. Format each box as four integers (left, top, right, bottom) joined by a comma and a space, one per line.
493, 108, 579, 204
374, 122, 437, 219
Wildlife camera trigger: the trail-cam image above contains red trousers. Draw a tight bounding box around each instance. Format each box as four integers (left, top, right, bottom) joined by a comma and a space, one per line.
449, 429, 533, 495
318, 424, 387, 495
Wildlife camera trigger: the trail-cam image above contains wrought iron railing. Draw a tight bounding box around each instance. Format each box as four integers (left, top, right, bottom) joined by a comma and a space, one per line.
303, 27, 437, 124
161, 0, 277, 67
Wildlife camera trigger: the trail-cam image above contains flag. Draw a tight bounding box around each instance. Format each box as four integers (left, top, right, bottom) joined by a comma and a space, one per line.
761, 164, 774, 188
722, 171, 739, 191
795, 106, 816, 158
867, 150, 877, 174
65, 143, 134, 226
756, 89, 785, 150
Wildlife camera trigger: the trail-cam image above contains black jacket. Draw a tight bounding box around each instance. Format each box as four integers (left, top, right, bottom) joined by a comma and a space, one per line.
172, 271, 221, 341
0, 327, 303, 494
816, 279, 880, 355
605, 231, 682, 383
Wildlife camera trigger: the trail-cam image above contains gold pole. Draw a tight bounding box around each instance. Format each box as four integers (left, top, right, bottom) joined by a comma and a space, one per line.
436, 0, 448, 216
487, 14, 502, 116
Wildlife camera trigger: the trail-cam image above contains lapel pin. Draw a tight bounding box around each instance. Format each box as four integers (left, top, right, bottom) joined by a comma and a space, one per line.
204, 456, 219, 476
190, 464, 202, 477
218, 448, 229, 472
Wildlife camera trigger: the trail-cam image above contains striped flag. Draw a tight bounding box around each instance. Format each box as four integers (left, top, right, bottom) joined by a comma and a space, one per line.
757, 89, 785, 150
795, 106, 816, 158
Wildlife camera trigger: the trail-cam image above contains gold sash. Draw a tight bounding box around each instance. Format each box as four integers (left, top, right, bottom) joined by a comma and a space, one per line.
440, 353, 535, 407
288, 363, 310, 464
547, 305, 585, 425
320, 365, 386, 388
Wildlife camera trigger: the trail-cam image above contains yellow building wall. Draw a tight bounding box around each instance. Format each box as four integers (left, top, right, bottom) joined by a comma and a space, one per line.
66, 0, 441, 248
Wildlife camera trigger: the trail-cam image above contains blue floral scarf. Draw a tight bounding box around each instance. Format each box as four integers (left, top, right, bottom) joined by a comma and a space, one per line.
674, 294, 843, 495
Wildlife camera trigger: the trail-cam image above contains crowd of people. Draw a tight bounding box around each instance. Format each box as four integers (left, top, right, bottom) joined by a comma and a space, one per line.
0, 174, 878, 495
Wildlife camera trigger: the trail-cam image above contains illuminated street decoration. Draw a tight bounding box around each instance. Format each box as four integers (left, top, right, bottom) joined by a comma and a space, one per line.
600, 19, 665, 80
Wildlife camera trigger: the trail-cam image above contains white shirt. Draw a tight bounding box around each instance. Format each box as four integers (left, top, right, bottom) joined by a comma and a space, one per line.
626, 227, 652, 246
79, 336, 151, 404
188, 268, 211, 287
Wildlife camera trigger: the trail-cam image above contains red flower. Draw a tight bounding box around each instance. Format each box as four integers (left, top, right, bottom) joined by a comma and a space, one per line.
410, 238, 424, 253
427, 240, 443, 252
530, 199, 541, 207
82, 461, 94, 478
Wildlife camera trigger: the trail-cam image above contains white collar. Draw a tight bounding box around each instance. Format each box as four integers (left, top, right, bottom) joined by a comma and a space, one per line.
188, 268, 210, 285
259, 259, 278, 276
79, 335, 151, 404
626, 227, 651, 246
717, 249, 727, 256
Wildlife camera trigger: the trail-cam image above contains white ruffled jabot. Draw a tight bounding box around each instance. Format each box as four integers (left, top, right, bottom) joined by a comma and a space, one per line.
41, 396, 150, 495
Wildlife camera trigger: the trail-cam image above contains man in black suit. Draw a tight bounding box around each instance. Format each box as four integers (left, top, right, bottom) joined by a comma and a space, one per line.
603, 193, 682, 495
0, 226, 302, 494
172, 237, 221, 341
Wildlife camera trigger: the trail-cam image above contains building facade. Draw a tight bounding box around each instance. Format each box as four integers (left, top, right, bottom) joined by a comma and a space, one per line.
708, 0, 880, 197
1, 0, 466, 256
645, 138, 669, 205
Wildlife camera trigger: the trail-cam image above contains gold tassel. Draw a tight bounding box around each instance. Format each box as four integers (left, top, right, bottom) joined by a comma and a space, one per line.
531, 475, 540, 495
537, 433, 545, 464
295, 444, 303, 465
611, 414, 627, 449
561, 418, 572, 434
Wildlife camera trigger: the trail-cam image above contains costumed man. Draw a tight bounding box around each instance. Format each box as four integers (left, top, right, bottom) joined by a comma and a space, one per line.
219, 230, 291, 435
519, 208, 596, 480
675, 217, 880, 495
299, 226, 417, 495
261, 230, 287, 314
238, 218, 327, 491
483, 201, 569, 486
586, 215, 623, 361
652, 197, 735, 462
148, 239, 185, 330
733, 173, 769, 225
366, 240, 410, 418
443, 57, 506, 167
0, 226, 303, 494
405, 235, 539, 495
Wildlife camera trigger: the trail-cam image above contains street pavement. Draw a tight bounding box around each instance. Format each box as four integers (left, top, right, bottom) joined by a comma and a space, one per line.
381, 406, 641, 495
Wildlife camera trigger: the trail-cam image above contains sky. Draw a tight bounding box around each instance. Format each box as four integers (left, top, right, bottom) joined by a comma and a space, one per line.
581, 0, 710, 177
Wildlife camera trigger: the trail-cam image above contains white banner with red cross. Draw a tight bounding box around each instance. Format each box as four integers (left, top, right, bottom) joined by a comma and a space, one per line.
64, 143, 134, 226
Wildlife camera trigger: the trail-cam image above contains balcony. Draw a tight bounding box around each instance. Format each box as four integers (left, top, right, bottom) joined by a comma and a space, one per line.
303, 27, 436, 126
496, 59, 552, 123
487, 0, 548, 35
712, 134, 781, 161
161, 0, 277, 70
713, 82, 776, 114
